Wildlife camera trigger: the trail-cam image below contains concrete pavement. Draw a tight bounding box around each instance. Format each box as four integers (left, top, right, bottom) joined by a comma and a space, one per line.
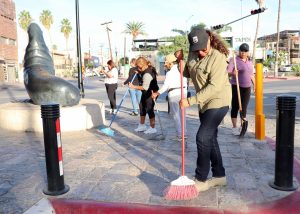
1, 99, 299, 213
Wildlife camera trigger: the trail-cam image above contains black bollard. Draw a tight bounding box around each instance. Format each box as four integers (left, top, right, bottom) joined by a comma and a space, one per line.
41, 103, 69, 195
269, 95, 297, 191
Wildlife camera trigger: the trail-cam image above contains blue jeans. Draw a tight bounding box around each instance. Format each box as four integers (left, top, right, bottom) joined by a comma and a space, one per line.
129, 88, 142, 113
195, 106, 229, 181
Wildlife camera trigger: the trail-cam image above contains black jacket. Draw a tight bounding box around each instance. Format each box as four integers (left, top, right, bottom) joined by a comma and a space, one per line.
123, 66, 142, 86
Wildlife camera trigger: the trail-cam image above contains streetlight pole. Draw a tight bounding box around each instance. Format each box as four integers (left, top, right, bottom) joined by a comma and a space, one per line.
101, 21, 113, 61
75, 0, 84, 97
185, 15, 194, 49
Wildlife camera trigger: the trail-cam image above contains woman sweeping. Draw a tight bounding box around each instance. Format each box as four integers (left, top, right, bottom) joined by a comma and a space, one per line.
180, 28, 231, 192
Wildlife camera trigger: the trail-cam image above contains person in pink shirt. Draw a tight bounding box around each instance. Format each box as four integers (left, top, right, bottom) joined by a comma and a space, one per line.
227, 43, 255, 136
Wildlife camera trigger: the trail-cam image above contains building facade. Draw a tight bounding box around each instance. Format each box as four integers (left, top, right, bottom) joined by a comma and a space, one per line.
0, 0, 18, 83
257, 30, 300, 64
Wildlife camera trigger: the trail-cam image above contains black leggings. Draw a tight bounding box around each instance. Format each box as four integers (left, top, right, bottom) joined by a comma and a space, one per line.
105, 83, 117, 110
231, 85, 251, 118
139, 94, 155, 119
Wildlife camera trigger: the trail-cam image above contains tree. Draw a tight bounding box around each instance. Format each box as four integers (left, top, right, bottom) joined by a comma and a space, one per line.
190, 22, 207, 31
172, 22, 207, 36
274, 0, 281, 77
171, 29, 185, 36
252, 0, 265, 65
158, 35, 188, 59
39, 10, 54, 46
123, 21, 146, 42
60, 18, 72, 52
18, 10, 32, 32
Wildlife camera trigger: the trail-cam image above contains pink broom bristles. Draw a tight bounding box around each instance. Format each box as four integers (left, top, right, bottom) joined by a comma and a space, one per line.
164, 176, 198, 200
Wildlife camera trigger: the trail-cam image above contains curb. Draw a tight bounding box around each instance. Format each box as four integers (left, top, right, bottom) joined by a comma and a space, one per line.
23, 198, 55, 214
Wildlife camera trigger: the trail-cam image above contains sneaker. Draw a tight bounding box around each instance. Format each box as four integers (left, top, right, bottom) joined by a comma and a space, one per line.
129, 111, 138, 116
134, 124, 147, 132
232, 127, 240, 136
113, 109, 117, 114
207, 176, 227, 188
193, 178, 210, 192
109, 109, 113, 114
144, 127, 157, 134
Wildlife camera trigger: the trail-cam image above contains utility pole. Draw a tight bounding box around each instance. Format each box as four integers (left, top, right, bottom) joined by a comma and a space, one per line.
101, 21, 113, 61
124, 37, 126, 64
75, 0, 84, 97
88, 37, 91, 65
99, 44, 103, 67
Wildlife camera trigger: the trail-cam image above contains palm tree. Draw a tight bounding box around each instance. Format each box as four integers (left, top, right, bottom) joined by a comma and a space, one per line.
39, 10, 54, 46
123, 21, 146, 43
18, 10, 32, 32
274, 0, 281, 77
60, 18, 72, 52
171, 29, 185, 36
252, 0, 265, 65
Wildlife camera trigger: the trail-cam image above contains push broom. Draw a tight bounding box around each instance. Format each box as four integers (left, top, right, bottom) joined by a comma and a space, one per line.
164, 55, 198, 200
98, 73, 137, 137
232, 53, 248, 137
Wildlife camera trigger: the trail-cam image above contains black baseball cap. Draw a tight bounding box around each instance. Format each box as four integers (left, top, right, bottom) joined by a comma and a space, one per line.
188, 28, 209, 52
239, 43, 249, 52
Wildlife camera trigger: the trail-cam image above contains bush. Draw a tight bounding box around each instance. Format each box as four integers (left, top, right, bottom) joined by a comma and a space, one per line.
291, 64, 300, 76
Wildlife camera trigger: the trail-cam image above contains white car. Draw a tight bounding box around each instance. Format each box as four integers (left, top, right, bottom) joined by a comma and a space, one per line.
279, 65, 292, 72
84, 70, 97, 77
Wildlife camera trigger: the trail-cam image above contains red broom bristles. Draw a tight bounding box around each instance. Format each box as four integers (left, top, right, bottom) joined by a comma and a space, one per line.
164, 184, 198, 200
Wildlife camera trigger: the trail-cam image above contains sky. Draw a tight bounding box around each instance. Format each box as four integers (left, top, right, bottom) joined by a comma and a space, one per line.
14, 0, 300, 62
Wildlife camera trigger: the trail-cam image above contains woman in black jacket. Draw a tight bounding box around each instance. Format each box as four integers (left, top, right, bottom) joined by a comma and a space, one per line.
129, 57, 159, 134
123, 58, 142, 116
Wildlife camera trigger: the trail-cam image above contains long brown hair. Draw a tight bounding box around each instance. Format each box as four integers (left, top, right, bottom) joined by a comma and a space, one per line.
207, 30, 229, 57
136, 57, 157, 75
107, 60, 115, 68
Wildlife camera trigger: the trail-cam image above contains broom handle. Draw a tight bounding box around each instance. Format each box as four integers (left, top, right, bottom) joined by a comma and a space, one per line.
108, 72, 138, 127
232, 53, 243, 112
180, 59, 185, 176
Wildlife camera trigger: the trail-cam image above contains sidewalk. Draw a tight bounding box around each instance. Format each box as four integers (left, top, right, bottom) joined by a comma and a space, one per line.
1, 102, 299, 214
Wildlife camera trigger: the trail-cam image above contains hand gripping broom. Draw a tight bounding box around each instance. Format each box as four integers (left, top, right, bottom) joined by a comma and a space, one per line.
98, 73, 137, 137
164, 57, 198, 200
232, 53, 248, 137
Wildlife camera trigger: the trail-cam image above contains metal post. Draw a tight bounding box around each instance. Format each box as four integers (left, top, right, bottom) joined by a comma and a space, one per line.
269, 95, 297, 191
75, 0, 84, 98
255, 63, 265, 140
41, 104, 69, 195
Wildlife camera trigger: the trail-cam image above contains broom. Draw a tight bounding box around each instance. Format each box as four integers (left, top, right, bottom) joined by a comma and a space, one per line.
232, 53, 248, 137
98, 72, 137, 137
164, 56, 198, 200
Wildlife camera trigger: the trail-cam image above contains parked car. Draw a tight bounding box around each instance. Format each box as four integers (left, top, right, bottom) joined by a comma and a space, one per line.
72, 69, 97, 78
85, 69, 97, 77
279, 65, 292, 72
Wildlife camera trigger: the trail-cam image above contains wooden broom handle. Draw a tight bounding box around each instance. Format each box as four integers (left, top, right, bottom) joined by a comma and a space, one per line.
232, 53, 242, 112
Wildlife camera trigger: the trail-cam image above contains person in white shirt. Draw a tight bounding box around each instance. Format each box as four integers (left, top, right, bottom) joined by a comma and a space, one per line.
152, 53, 188, 140
102, 60, 118, 114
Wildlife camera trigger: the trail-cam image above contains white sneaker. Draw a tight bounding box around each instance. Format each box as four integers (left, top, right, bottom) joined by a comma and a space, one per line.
113, 109, 117, 114
144, 127, 157, 134
134, 124, 147, 132
232, 127, 240, 136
